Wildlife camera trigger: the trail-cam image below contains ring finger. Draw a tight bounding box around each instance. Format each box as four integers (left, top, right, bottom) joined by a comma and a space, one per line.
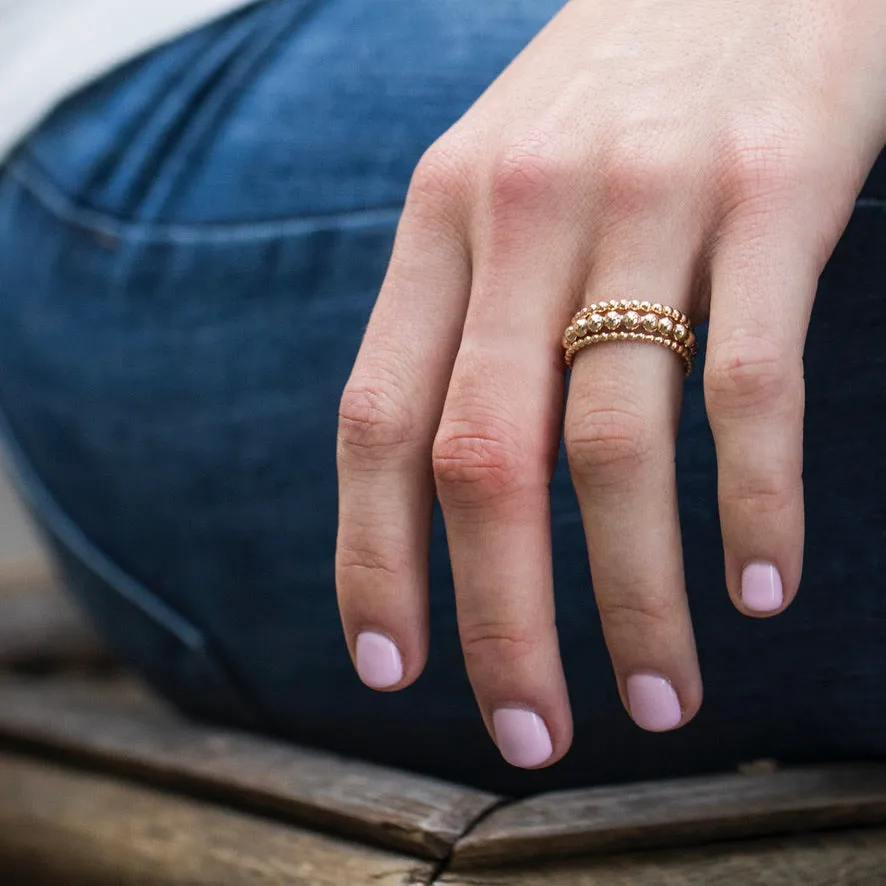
564, 236, 704, 732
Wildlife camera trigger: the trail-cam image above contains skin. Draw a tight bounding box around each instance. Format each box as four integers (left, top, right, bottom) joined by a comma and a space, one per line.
335, 0, 886, 767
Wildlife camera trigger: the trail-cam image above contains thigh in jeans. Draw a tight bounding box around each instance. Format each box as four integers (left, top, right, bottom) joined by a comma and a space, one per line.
0, 0, 576, 795
1, 0, 885, 795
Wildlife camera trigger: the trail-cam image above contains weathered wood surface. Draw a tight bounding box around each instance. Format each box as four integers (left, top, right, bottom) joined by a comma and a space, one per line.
0, 563, 107, 670
5, 565, 886, 883
442, 830, 886, 886
451, 765, 886, 868
0, 677, 498, 860
0, 752, 433, 886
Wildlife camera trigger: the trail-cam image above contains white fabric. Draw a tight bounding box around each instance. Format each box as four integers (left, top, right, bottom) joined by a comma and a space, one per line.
0, 0, 257, 163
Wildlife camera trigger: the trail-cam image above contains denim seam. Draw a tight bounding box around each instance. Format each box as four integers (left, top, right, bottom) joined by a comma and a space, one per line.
0, 402, 205, 654
9, 155, 886, 246
0, 402, 274, 730
4, 155, 405, 244
130, 0, 330, 223
853, 197, 886, 210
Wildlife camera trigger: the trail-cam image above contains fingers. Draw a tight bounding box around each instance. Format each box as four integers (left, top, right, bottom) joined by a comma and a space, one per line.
336, 146, 471, 690
705, 202, 816, 618
565, 279, 703, 732
433, 332, 571, 767
432, 155, 584, 766
433, 321, 572, 767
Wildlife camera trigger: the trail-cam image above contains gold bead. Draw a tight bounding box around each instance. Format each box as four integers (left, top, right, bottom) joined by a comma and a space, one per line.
640, 301, 652, 312
563, 306, 695, 376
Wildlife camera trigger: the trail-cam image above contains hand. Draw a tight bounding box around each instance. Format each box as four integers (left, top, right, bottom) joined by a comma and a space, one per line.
336, 0, 886, 768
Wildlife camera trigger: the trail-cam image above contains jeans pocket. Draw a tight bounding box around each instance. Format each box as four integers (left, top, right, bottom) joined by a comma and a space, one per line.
18, 0, 322, 226
0, 404, 260, 730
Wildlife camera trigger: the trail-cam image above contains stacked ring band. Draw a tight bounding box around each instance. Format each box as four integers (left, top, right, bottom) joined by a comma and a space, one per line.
562, 300, 697, 376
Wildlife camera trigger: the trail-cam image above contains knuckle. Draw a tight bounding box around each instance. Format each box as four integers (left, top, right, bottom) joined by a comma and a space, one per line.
338, 377, 415, 455
599, 591, 677, 636
487, 130, 567, 218
714, 124, 810, 209
566, 407, 652, 489
336, 540, 404, 585
459, 620, 540, 667
432, 420, 527, 508
408, 134, 472, 212
705, 337, 801, 421
723, 471, 802, 516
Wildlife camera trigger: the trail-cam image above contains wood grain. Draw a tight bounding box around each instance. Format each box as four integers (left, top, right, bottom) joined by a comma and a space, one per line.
441, 829, 886, 886
0, 564, 107, 670
0, 751, 433, 886
0, 678, 498, 860
451, 765, 886, 868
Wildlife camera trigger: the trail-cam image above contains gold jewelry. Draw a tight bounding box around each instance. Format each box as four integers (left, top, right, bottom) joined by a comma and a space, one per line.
562, 300, 697, 376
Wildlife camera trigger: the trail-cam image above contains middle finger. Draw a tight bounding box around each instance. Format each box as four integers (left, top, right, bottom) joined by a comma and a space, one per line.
432, 191, 584, 768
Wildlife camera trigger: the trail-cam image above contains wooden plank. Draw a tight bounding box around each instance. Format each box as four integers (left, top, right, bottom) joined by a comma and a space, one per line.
0, 751, 433, 886
0, 563, 108, 670
441, 829, 886, 886
0, 677, 498, 860
451, 765, 886, 868
0, 558, 54, 589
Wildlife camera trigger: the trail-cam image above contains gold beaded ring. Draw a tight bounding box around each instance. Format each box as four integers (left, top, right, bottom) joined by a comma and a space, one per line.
562, 299, 697, 376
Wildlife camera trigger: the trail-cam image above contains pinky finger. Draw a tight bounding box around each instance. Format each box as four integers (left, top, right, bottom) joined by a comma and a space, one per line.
705, 216, 815, 617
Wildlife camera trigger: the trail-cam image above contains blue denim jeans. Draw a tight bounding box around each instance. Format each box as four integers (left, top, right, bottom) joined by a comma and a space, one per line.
1, 0, 886, 796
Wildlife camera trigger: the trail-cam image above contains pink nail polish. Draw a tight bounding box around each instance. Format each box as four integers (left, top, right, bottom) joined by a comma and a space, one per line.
493, 708, 553, 769
741, 562, 784, 613
355, 632, 403, 689
627, 674, 682, 732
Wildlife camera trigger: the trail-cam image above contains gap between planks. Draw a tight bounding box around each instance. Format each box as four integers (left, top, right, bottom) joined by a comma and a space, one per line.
0, 750, 437, 886
0, 677, 499, 862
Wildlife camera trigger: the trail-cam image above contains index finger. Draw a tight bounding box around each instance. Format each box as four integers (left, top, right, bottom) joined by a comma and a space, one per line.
336, 148, 471, 690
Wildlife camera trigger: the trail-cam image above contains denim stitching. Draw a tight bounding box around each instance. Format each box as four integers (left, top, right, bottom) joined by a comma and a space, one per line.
853, 197, 886, 210
0, 402, 205, 653
134, 0, 331, 222
5, 156, 404, 244
10, 152, 886, 247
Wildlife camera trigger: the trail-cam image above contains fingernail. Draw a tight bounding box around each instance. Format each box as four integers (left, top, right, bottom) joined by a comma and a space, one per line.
627, 674, 683, 732
355, 632, 403, 689
493, 708, 553, 768
741, 562, 784, 613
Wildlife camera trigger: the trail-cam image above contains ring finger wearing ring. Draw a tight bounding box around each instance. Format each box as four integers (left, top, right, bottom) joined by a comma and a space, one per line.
563, 295, 702, 732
